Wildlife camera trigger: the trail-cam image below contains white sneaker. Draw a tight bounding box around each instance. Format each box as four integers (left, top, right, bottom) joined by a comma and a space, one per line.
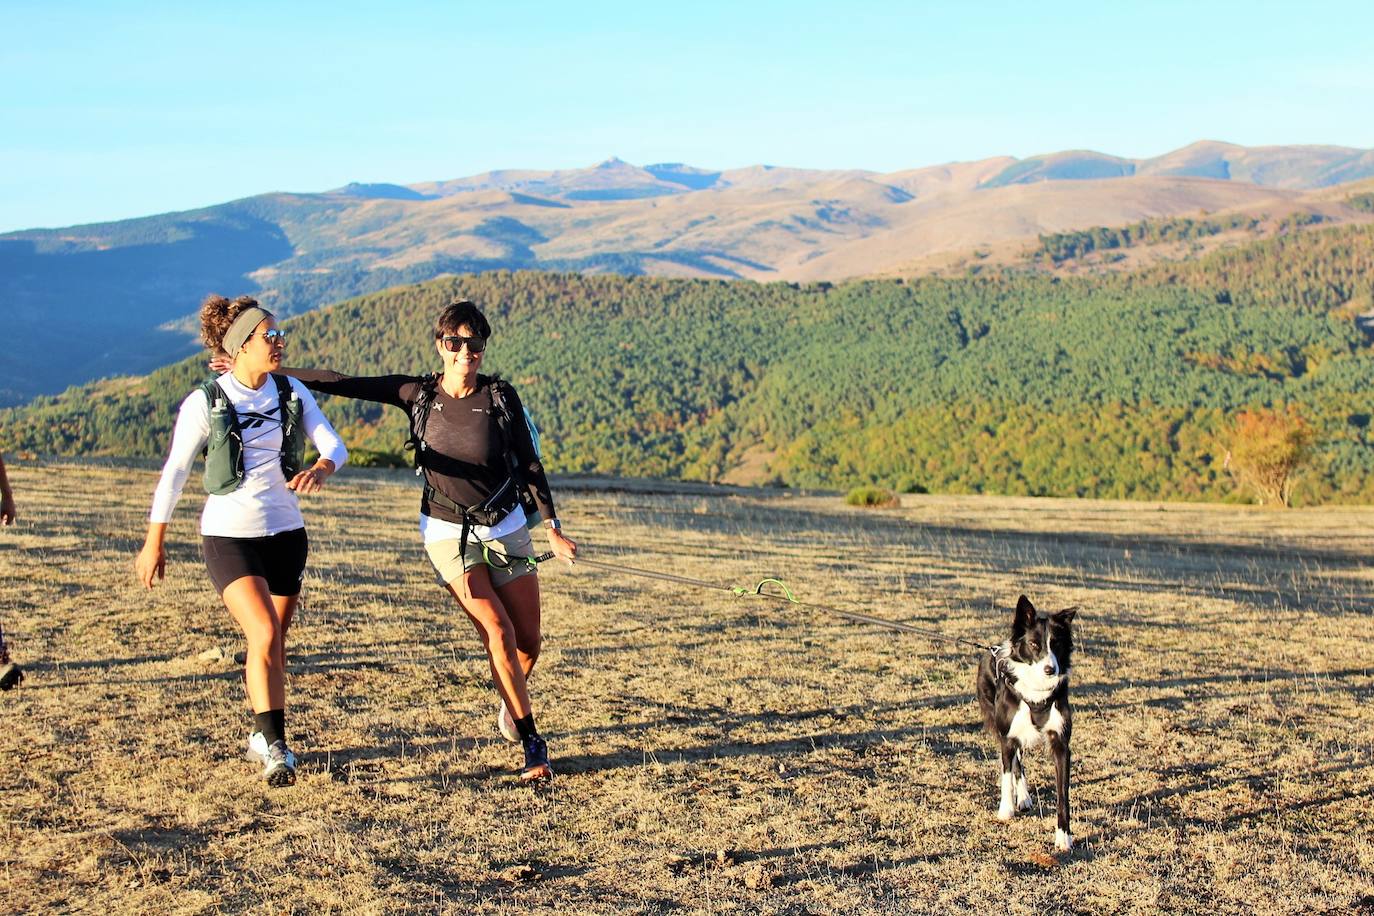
498, 700, 519, 743
245, 730, 270, 763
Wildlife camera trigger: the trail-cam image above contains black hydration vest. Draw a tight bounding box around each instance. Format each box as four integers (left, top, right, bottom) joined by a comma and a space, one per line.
405, 375, 542, 558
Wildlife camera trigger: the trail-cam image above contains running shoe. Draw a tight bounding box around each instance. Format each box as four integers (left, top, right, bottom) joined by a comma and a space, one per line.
497, 699, 519, 743
247, 731, 297, 786
520, 734, 553, 783
245, 730, 270, 763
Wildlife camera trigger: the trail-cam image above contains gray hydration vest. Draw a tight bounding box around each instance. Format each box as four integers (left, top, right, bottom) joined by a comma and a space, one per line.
199, 374, 305, 495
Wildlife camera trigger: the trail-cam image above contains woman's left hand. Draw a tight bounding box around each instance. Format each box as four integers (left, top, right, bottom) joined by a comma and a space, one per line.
288, 460, 334, 494
207, 350, 233, 374
548, 529, 577, 567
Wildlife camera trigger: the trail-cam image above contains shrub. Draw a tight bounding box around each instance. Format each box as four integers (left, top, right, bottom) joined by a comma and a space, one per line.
845, 486, 898, 508
348, 448, 408, 469
1224, 408, 1317, 507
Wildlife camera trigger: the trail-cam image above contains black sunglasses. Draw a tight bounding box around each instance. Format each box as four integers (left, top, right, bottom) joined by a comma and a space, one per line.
255, 329, 287, 346
440, 335, 486, 353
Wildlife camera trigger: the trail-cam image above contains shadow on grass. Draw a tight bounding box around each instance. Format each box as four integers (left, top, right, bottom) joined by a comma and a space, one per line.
24, 653, 181, 672
1106, 753, 1370, 822
667, 842, 955, 884
701, 501, 1374, 572
1075, 665, 1373, 704
621, 501, 1374, 616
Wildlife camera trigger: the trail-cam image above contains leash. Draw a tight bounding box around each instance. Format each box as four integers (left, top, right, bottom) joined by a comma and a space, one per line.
476, 542, 1075, 659
569, 555, 999, 654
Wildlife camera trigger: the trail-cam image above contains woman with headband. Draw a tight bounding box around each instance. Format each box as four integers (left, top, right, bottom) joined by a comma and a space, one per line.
136, 294, 348, 787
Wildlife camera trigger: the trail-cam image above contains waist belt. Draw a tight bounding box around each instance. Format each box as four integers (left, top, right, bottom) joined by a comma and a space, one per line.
423, 477, 519, 560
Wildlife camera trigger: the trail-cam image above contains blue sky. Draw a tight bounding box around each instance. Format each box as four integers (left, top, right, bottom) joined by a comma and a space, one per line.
2, 0, 1372, 232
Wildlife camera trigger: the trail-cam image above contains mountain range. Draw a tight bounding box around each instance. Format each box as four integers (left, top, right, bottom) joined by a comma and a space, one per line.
3, 140, 1373, 405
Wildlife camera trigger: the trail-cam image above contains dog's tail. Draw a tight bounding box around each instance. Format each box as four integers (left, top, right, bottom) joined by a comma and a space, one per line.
974, 652, 999, 731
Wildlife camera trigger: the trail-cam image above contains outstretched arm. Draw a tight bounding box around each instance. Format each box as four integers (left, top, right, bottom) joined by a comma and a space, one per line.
208, 351, 417, 409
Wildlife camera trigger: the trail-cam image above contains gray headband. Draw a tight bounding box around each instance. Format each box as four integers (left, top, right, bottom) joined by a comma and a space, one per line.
222, 306, 273, 355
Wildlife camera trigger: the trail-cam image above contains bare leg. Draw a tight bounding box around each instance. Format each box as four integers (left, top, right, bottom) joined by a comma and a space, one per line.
271, 594, 299, 676
495, 573, 541, 678
447, 566, 532, 719
223, 576, 285, 713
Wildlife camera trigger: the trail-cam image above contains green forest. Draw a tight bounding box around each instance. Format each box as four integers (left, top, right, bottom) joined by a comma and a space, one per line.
4, 223, 1372, 505
1034, 213, 1264, 263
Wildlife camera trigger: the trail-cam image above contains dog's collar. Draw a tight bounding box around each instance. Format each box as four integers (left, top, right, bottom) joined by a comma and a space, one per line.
1015, 691, 1056, 713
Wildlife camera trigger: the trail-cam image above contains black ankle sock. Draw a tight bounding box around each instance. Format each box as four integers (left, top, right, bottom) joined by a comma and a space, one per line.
514, 713, 537, 741
271, 709, 286, 745
255, 709, 286, 746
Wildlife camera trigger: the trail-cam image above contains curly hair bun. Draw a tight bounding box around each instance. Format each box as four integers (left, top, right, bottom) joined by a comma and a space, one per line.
200, 294, 261, 351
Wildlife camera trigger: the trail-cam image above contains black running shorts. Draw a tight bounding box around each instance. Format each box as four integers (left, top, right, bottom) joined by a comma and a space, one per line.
202, 528, 309, 596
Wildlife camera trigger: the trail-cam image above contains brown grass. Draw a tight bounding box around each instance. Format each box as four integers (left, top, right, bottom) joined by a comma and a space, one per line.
1, 461, 1372, 914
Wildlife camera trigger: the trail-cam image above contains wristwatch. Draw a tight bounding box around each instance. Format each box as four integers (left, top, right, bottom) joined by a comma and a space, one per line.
545, 518, 562, 531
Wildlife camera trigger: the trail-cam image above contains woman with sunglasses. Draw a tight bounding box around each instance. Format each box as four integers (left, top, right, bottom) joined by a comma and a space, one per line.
137, 294, 347, 787
222, 298, 575, 782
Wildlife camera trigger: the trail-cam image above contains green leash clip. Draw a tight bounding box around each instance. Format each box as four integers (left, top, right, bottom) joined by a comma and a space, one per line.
481, 541, 555, 570
733, 577, 798, 603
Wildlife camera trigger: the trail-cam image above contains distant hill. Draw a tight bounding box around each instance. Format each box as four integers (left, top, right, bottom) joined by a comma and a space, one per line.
3, 141, 1373, 405
4, 222, 1371, 506
979, 141, 1374, 189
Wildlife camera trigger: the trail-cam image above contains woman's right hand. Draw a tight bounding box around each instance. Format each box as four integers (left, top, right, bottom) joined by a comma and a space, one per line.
207, 350, 233, 374
135, 543, 166, 588
547, 528, 577, 567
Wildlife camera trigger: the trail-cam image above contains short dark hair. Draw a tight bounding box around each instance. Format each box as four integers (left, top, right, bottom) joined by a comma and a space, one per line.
434, 299, 491, 341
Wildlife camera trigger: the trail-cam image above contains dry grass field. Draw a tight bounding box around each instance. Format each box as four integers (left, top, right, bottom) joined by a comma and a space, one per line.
1, 461, 1372, 914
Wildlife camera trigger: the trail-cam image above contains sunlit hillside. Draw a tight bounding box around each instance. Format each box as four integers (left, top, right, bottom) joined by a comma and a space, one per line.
4, 223, 1371, 505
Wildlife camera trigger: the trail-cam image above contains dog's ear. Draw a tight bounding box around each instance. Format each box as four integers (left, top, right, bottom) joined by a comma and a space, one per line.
1053, 606, 1079, 624
1014, 595, 1036, 638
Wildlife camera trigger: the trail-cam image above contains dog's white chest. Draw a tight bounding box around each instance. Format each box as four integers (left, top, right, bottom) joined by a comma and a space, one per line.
1007, 703, 1065, 749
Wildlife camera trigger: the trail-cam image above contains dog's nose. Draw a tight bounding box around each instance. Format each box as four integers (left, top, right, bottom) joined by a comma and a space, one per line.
1043, 663, 1057, 676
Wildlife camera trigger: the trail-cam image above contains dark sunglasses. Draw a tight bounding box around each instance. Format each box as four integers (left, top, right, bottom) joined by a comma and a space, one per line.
440, 335, 486, 353
256, 329, 287, 346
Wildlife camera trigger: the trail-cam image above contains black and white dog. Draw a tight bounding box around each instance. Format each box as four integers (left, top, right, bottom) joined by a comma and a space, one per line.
975, 595, 1076, 851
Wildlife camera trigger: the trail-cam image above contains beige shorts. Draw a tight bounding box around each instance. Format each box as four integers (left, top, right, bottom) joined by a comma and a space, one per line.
424, 524, 539, 589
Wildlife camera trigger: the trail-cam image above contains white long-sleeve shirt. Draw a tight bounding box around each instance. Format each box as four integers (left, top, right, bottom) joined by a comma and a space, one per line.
150, 372, 348, 537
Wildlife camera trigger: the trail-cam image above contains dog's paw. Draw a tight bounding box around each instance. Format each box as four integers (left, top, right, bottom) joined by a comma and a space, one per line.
1054, 829, 1074, 852
1015, 791, 1033, 812
997, 804, 1015, 821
